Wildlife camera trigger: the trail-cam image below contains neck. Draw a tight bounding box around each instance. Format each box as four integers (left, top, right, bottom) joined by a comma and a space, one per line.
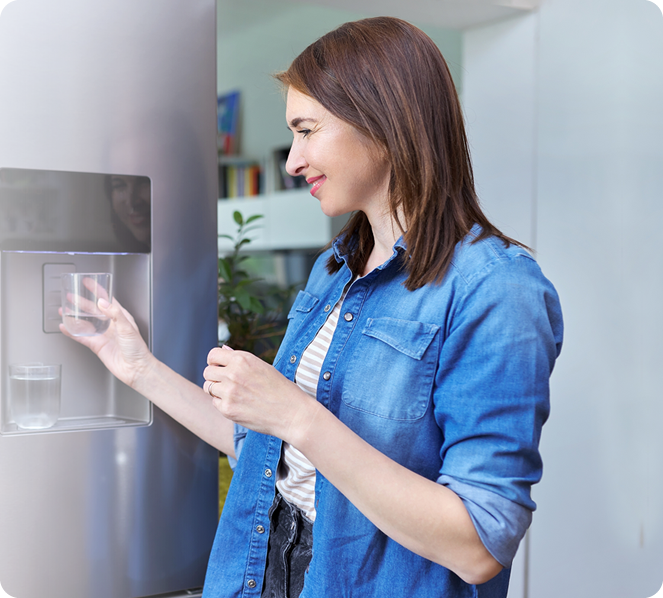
362, 206, 404, 277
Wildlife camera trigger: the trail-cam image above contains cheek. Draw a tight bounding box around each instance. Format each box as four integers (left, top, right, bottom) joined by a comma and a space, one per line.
304, 144, 324, 170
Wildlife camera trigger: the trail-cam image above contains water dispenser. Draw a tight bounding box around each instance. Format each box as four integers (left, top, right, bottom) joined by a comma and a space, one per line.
0, 167, 152, 434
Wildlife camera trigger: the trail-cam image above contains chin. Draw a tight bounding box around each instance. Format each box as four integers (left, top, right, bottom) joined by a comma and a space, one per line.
318, 199, 351, 219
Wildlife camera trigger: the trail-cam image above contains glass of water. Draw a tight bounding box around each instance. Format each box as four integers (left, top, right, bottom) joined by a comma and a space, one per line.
61, 272, 113, 337
9, 363, 62, 430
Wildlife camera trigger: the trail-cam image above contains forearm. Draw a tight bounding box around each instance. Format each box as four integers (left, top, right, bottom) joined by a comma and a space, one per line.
135, 355, 236, 457
289, 401, 502, 585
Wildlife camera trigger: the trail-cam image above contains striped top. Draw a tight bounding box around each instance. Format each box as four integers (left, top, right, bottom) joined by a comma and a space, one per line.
275, 295, 345, 522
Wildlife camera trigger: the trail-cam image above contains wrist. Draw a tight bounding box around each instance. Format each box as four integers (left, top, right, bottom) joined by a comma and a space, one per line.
131, 351, 161, 395
285, 394, 328, 452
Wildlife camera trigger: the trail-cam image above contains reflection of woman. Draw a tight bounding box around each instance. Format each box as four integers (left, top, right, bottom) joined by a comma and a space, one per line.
64, 17, 563, 598
104, 174, 151, 252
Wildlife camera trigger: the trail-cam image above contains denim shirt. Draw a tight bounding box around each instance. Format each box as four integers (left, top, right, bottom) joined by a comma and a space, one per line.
203, 228, 563, 598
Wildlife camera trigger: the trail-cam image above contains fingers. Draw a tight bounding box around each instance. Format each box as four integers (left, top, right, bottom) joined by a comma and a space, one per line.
64, 291, 98, 315
203, 363, 225, 386
204, 346, 238, 394
204, 379, 219, 396
207, 344, 235, 366
81, 275, 111, 302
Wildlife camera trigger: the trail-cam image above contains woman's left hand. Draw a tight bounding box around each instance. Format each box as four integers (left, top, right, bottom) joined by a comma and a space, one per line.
203, 346, 319, 443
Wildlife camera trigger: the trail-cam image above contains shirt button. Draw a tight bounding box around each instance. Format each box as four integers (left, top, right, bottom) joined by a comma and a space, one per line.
247, 579, 257, 588
256, 525, 265, 534
324, 304, 331, 312
290, 354, 297, 364
264, 469, 273, 478
344, 312, 353, 322
322, 371, 331, 381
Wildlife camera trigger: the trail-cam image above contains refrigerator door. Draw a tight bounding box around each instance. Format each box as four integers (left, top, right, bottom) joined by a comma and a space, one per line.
0, 1, 219, 597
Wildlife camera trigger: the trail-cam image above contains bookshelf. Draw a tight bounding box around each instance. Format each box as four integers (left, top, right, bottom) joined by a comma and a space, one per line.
217, 144, 342, 253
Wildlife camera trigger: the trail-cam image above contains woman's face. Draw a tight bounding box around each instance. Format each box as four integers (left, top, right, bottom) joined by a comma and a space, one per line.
110, 175, 151, 244
285, 88, 390, 220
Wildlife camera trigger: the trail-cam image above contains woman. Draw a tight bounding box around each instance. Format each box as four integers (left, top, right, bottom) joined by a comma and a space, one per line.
63, 17, 563, 598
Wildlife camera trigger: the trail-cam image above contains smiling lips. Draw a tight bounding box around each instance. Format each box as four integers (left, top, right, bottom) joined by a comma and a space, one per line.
307, 175, 326, 197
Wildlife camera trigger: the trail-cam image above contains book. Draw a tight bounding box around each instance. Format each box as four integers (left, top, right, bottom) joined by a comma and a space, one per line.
218, 157, 263, 199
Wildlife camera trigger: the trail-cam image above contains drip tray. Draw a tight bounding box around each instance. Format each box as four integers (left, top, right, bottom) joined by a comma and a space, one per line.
1, 415, 150, 435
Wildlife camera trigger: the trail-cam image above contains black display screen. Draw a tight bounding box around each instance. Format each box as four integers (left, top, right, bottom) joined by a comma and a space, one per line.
0, 168, 151, 253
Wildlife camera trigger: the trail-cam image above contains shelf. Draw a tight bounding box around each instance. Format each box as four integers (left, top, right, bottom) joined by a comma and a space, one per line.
217, 189, 334, 252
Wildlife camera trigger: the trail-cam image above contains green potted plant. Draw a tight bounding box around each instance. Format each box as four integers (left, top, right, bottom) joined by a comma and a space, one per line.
218, 210, 293, 364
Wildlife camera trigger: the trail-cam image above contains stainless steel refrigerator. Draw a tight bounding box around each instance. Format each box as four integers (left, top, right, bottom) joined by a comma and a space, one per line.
0, 0, 219, 596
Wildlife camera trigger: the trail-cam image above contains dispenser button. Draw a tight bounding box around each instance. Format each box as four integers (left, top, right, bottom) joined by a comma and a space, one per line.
42, 263, 76, 333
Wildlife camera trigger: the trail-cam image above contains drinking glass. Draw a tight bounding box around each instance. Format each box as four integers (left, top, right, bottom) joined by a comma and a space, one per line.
9, 363, 62, 430
61, 272, 113, 337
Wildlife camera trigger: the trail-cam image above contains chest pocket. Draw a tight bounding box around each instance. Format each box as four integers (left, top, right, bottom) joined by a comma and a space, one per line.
287, 290, 319, 319
341, 317, 440, 421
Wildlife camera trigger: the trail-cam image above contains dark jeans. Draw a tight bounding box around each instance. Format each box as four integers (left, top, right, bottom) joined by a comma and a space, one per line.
261, 492, 314, 598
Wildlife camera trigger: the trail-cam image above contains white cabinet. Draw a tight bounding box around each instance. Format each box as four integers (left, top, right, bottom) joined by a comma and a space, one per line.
217, 189, 335, 253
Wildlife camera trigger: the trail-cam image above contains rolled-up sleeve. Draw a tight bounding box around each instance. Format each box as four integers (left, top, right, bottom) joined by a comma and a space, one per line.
434, 252, 563, 566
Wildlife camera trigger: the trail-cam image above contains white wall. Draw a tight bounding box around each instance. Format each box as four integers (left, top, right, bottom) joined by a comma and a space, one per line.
463, 1, 663, 597
463, 12, 539, 248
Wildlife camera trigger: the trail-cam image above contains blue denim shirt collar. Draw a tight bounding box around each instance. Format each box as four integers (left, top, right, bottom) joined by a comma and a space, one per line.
331, 232, 408, 270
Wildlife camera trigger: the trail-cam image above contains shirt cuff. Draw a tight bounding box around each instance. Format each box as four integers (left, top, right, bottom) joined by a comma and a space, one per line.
437, 474, 532, 567
228, 423, 249, 470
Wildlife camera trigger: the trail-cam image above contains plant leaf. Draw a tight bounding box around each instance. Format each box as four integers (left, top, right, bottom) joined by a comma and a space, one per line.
218, 259, 232, 281
233, 210, 243, 226
235, 287, 253, 311
249, 296, 265, 314
245, 214, 264, 224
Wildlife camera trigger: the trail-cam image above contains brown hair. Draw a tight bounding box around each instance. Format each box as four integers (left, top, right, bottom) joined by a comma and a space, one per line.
276, 17, 524, 291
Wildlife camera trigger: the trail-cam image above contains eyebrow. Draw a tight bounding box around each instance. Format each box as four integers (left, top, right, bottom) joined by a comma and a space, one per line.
288, 117, 316, 129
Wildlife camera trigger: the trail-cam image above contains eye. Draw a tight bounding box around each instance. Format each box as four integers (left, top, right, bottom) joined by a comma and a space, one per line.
297, 128, 312, 138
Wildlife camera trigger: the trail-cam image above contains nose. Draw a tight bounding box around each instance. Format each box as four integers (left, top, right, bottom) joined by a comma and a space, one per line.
129, 180, 149, 212
285, 141, 307, 178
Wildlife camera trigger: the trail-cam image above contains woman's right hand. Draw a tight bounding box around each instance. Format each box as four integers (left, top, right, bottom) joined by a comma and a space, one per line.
59, 297, 154, 390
